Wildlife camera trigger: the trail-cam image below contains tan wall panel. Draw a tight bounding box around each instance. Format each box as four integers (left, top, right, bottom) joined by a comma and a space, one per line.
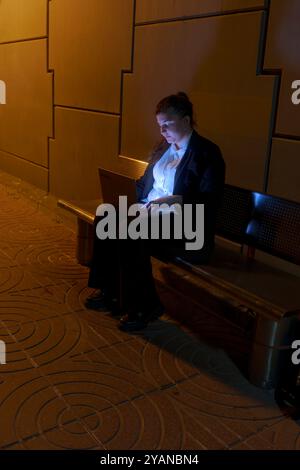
0, 40, 53, 167
50, 108, 118, 200
0, 150, 48, 191
122, 13, 274, 191
264, 0, 300, 137
222, 0, 266, 10
268, 138, 300, 203
49, 108, 146, 201
0, 0, 47, 42
49, 0, 133, 112
136, 0, 265, 22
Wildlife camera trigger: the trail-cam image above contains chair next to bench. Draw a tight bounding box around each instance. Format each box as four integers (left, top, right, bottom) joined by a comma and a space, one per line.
57, 184, 300, 389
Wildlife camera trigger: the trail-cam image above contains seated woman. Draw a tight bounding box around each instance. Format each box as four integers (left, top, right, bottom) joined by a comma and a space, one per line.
85, 92, 225, 331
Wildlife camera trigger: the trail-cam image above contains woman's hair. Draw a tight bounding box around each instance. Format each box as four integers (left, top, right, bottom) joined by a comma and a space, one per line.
155, 91, 196, 128
147, 91, 196, 164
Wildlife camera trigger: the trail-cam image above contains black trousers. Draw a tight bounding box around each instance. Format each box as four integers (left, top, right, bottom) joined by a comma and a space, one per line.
88, 210, 213, 312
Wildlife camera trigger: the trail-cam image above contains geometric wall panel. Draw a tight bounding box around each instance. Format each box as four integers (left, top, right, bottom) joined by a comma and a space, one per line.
49, 0, 133, 112
49, 108, 120, 200
136, 0, 266, 23
0, 0, 47, 43
264, 0, 300, 137
0, 40, 52, 167
268, 138, 300, 203
0, 0, 298, 204
0, 150, 49, 191
122, 12, 275, 192
49, 106, 148, 200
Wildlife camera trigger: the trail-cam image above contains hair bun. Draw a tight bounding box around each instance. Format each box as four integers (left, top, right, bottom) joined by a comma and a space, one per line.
155, 91, 196, 129
176, 91, 189, 101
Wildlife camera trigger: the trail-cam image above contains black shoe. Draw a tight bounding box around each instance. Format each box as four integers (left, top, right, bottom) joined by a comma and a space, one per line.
85, 289, 120, 315
119, 304, 164, 332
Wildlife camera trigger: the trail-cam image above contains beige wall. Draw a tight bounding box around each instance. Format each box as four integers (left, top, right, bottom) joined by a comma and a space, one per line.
135, 0, 266, 22
0, 0, 47, 42
264, 0, 300, 200
0, 0, 299, 202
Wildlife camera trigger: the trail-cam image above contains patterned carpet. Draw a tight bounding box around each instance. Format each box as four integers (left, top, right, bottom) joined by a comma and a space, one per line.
0, 170, 299, 450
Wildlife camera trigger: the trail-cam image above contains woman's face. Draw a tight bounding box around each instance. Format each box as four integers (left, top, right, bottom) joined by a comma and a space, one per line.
156, 111, 191, 145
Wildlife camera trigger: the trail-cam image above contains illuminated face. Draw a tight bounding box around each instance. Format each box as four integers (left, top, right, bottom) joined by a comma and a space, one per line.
156, 111, 191, 145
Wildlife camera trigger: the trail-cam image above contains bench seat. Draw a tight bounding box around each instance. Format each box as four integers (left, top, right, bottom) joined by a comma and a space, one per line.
179, 242, 300, 315
169, 243, 300, 389
57, 194, 300, 389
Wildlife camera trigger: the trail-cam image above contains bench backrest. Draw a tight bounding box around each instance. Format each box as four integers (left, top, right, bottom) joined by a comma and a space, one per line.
216, 184, 252, 245
246, 192, 300, 265
216, 184, 300, 266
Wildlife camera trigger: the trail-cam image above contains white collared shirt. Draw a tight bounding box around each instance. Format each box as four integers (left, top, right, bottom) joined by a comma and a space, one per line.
144, 130, 193, 203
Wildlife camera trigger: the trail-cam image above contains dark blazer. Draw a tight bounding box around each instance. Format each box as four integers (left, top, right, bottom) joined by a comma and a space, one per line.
135, 129, 226, 261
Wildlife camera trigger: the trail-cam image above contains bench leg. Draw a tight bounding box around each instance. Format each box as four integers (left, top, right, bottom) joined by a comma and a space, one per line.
249, 342, 283, 389
249, 314, 299, 389
76, 218, 94, 266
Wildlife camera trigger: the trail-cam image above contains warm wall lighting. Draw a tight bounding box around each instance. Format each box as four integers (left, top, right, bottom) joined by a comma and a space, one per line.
0, 80, 6, 104
0, 340, 6, 365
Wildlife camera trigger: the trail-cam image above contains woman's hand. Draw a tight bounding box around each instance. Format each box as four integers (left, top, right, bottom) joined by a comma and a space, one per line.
146, 195, 183, 210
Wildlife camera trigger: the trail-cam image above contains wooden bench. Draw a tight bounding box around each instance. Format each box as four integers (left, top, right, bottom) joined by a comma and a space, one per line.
58, 184, 300, 389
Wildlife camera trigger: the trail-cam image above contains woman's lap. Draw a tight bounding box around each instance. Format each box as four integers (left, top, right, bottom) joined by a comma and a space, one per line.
88, 208, 212, 308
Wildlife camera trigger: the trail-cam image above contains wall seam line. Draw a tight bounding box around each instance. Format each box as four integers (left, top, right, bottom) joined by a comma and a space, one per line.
135, 6, 267, 27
